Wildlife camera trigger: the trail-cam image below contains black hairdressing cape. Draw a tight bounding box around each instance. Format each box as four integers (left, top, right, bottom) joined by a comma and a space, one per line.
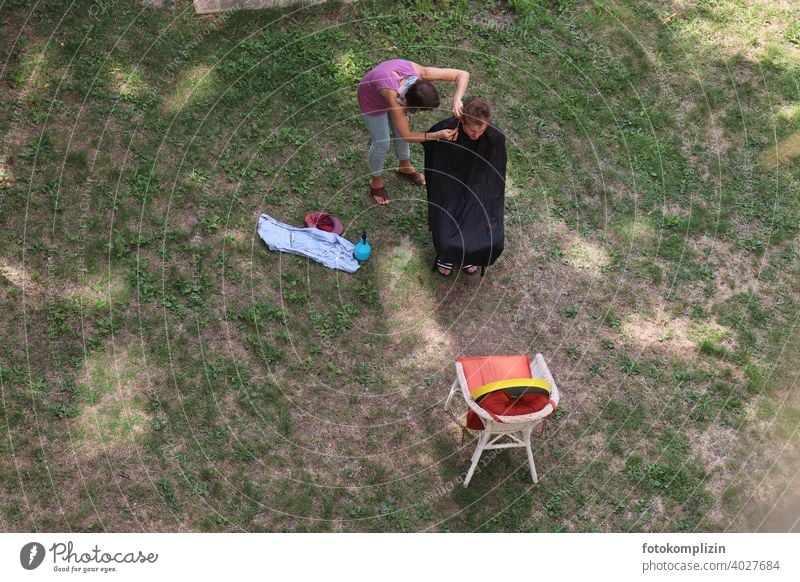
423, 117, 506, 268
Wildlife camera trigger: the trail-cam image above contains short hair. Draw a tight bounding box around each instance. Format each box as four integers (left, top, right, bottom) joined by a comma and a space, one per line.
405, 80, 440, 113
463, 97, 491, 122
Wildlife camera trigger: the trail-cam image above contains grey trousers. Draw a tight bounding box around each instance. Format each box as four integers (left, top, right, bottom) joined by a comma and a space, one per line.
361, 112, 412, 176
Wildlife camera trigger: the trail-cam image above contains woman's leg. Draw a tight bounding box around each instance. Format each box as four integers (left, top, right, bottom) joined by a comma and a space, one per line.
388, 113, 424, 183
387, 113, 411, 164
361, 113, 391, 190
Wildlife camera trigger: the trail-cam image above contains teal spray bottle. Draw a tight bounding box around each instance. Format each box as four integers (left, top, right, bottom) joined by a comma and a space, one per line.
354, 231, 371, 261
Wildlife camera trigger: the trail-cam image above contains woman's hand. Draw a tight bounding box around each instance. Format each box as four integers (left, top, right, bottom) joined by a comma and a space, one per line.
452, 99, 464, 119
436, 128, 458, 141
415, 65, 470, 115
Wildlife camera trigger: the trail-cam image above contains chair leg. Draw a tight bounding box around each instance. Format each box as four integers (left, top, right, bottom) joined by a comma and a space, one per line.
463, 430, 491, 488
523, 426, 538, 484
444, 379, 458, 411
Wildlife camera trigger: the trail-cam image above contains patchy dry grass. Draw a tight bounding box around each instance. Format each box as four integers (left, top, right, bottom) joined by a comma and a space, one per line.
72, 340, 154, 448
758, 132, 800, 170
1, 0, 799, 533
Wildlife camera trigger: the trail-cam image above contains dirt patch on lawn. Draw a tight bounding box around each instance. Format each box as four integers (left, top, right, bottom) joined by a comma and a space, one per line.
622, 311, 696, 355
73, 338, 155, 450
0, 258, 38, 293
698, 237, 763, 304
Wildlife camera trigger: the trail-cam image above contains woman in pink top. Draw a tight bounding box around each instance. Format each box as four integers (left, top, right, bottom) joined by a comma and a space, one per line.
358, 59, 469, 205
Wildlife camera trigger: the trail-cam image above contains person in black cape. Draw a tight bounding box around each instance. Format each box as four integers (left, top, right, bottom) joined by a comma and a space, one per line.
422, 97, 506, 276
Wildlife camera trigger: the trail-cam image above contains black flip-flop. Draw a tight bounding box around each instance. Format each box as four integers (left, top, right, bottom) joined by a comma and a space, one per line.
434, 258, 453, 277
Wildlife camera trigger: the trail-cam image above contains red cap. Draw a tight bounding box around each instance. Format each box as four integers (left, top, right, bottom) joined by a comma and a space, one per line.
304, 211, 344, 235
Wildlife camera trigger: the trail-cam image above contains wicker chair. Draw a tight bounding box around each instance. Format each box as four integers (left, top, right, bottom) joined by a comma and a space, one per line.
444, 353, 560, 487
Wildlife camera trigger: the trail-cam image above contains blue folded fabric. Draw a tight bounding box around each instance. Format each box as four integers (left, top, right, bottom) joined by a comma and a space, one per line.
257, 213, 360, 273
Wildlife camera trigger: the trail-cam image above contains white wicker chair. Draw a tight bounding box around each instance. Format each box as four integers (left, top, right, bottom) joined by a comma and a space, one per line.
444, 353, 560, 487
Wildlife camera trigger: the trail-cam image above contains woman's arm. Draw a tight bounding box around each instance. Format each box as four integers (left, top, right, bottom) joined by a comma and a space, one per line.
414, 64, 470, 118
379, 89, 458, 143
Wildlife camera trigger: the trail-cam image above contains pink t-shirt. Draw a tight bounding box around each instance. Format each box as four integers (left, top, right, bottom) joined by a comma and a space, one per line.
357, 59, 418, 116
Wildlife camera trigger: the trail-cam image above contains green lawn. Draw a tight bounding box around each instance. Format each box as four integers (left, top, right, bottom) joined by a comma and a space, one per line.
1, 0, 799, 532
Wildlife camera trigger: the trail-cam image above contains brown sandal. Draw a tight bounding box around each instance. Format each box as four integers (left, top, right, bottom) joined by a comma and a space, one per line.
369, 185, 389, 205
395, 169, 426, 186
